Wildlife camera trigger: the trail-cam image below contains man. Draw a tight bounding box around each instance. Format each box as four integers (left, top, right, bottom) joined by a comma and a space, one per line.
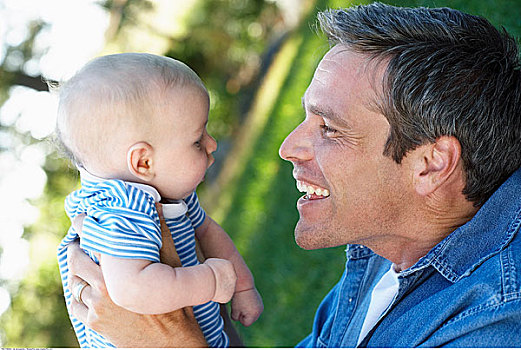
280, 3, 521, 347
66, 2, 521, 347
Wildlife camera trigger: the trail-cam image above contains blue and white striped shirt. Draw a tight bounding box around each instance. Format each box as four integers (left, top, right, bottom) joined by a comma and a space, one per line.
57, 170, 228, 348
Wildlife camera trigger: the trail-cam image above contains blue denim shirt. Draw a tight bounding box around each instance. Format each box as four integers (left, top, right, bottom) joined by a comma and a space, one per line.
298, 167, 521, 347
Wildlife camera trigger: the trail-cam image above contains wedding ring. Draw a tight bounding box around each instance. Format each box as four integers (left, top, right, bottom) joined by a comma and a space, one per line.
73, 280, 89, 304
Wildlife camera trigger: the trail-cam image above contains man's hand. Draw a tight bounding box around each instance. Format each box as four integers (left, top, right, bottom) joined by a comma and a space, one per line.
66, 204, 207, 347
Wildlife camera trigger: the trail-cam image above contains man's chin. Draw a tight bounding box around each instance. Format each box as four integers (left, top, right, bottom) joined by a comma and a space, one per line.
294, 219, 348, 250
294, 227, 330, 250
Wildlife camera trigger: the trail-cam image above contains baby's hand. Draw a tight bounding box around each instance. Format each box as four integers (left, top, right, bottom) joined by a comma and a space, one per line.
204, 258, 237, 303
231, 288, 263, 327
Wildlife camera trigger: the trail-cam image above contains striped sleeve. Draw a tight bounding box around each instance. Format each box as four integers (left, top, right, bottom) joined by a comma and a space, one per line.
80, 208, 162, 262
184, 191, 206, 228
69, 180, 163, 262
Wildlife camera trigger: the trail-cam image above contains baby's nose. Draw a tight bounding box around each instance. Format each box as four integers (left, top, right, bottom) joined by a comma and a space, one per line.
207, 153, 215, 169
207, 134, 217, 154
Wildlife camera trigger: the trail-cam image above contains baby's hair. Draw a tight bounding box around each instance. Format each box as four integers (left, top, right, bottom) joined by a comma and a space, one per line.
55, 53, 207, 168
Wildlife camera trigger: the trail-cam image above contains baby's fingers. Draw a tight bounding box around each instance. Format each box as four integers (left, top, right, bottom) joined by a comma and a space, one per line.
240, 314, 255, 327
231, 310, 256, 327
231, 307, 241, 322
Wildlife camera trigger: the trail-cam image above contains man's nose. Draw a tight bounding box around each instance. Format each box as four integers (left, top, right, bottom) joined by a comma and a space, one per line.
279, 122, 313, 162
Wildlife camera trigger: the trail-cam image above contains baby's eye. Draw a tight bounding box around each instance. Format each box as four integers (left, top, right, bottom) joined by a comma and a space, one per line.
194, 140, 202, 149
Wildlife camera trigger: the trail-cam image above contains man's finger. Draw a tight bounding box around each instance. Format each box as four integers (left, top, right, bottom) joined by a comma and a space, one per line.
156, 203, 183, 268
69, 275, 94, 308
156, 202, 164, 221
78, 284, 95, 309
70, 295, 89, 324
67, 241, 105, 290
72, 214, 86, 235
68, 274, 91, 322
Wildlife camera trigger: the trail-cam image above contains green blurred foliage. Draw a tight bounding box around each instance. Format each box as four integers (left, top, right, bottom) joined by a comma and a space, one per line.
0, 0, 520, 347
1, 258, 77, 347
215, 1, 346, 343
0, 151, 79, 346
387, 0, 521, 38
204, 0, 521, 346
0, 9, 78, 346
164, 0, 283, 141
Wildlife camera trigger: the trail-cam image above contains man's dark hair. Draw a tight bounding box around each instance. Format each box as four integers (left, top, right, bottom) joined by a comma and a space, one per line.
318, 2, 521, 207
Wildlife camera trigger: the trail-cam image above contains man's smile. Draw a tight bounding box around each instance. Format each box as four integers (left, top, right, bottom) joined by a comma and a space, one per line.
296, 180, 330, 200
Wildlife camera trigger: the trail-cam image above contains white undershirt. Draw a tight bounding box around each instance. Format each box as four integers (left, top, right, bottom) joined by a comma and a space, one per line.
357, 265, 400, 346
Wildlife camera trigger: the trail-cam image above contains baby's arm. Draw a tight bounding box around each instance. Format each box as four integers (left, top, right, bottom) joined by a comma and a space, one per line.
99, 254, 236, 314
196, 216, 263, 326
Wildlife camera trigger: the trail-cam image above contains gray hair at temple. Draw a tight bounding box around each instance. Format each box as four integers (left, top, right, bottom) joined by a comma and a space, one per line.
318, 2, 521, 207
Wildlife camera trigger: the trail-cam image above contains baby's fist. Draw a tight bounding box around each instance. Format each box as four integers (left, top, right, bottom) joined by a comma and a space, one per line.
231, 288, 263, 327
204, 258, 237, 303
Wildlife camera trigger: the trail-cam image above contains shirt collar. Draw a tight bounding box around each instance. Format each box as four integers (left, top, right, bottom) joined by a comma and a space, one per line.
404, 167, 521, 283
346, 244, 375, 260
78, 167, 188, 219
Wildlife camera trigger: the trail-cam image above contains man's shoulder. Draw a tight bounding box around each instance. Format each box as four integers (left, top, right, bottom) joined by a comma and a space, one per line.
421, 225, 521, 347
421, 249, 521, 347
426, 167, 521, 282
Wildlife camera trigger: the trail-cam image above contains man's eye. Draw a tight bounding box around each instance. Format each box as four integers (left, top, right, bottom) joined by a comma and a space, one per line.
194, 140, 202, 148
320, 124, 337, 135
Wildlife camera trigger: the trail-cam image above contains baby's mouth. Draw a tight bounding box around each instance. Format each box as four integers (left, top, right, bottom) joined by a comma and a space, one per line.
296, 180, 330, 200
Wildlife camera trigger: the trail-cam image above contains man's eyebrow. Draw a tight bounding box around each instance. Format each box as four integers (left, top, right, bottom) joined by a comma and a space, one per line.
301, 96, 348, 127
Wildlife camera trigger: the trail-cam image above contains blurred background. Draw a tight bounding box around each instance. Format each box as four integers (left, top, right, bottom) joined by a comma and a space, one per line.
0, 0, 519, 346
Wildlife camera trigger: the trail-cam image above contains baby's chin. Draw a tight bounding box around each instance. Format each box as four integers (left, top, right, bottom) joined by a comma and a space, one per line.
160, 188, 197, 202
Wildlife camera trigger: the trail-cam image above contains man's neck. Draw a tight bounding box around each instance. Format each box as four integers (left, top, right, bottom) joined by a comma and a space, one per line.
370, 199, 478, 272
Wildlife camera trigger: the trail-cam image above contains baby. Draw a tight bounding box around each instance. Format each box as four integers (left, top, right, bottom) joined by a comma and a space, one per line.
55, 53, 263, 348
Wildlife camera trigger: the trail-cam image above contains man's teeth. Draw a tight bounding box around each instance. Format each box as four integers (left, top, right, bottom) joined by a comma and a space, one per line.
297, 181, 330, 197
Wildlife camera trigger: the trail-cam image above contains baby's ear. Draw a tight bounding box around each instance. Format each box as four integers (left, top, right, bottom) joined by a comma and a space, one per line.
127, 142, 154, 181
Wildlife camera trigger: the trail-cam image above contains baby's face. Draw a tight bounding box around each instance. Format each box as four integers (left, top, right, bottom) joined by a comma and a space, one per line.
150, 86, 216, 200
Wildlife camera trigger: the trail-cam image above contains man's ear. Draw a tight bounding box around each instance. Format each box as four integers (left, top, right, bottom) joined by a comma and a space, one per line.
413, 136, 462, 196
127, 142, 154, 181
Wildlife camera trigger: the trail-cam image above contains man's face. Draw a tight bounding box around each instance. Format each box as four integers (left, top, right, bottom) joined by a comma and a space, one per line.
279, 46, 410, 250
